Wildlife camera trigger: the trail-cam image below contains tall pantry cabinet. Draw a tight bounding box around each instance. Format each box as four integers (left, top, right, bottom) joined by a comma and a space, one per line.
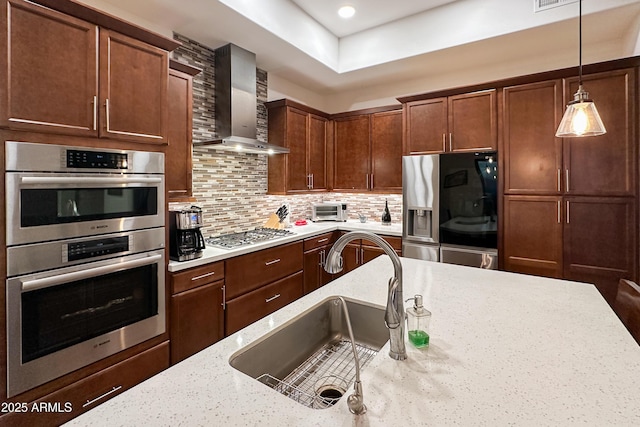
502, 69, 637, 305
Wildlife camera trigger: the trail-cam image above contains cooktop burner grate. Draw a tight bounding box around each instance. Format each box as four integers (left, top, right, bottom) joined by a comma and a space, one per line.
205, 227, 294, 249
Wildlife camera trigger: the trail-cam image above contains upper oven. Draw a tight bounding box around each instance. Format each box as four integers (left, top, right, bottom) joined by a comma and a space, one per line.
5, 141, 164, 246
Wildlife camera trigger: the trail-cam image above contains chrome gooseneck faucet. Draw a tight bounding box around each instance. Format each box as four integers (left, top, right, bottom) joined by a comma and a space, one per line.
324, 231, 408, 361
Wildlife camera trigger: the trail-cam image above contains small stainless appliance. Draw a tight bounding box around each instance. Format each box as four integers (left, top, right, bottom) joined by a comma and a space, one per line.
5, 142, 166, 398
312, 202, 348, 222
169, 206, 206, 261
402, 152, 498, 269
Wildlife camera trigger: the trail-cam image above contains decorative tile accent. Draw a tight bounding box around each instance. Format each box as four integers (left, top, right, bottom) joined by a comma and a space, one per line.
170, 34, 403, 237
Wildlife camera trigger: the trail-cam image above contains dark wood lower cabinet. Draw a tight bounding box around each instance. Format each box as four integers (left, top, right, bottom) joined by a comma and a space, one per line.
303, 232, 341, 294
225, 272, 303, 335
503, 195, 637, 306
340, 234, 402, 274
563, 197, 636, 305
0, 342, 169, 426
170, 280, 225, 364
503, 195, 563, 278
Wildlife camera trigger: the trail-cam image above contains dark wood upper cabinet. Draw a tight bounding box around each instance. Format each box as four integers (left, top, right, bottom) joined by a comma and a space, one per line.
448, 90, 497, 152
333, 107, 402, 192
563, 68, 636, 196
403, 90, 497, 154
503, 80, 563, 194
333, 114, 371, 191
404, 98, 448, 154
286, 107, 310, 191
167, 62, 200, 201
0, 0, 98, 136
266, 100, 328, 194
371, 110, 403, 191
308, 114, 329, 191
99, 29, 168, 144
0, 0, 172, 144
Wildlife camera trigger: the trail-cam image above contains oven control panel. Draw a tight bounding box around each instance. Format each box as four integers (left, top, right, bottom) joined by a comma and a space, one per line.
67, 149, 128, 169
65, 236, 131, 262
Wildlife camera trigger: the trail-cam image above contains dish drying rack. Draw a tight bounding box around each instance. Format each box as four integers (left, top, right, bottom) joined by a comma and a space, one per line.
257, 339, 378, 409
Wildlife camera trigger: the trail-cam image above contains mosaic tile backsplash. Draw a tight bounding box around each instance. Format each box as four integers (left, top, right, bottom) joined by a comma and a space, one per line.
170, 34, 402, 237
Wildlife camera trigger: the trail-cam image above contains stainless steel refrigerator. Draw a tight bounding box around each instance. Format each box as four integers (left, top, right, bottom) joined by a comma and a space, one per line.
402, 152, 498, 269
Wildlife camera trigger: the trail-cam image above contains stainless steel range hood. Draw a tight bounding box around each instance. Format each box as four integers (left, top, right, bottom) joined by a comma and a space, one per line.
194, 43, 289, 155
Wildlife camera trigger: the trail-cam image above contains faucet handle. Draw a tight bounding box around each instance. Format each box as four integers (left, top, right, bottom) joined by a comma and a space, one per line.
385, 277, 401, 329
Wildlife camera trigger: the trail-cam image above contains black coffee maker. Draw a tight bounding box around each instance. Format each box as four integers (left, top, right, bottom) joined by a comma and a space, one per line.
169, 206, 205, 261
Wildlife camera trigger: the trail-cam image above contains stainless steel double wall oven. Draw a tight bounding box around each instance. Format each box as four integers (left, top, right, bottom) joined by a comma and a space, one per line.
5, 141, 166, 397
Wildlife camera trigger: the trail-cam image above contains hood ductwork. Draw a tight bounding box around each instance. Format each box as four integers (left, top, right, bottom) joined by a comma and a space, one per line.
194, 43, 289, 155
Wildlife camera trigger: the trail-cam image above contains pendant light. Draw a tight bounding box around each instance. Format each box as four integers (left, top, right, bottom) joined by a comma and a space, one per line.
555, 0, 606, 137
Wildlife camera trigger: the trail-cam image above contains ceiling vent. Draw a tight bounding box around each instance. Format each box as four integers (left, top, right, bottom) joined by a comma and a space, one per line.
534, 0, 578, 13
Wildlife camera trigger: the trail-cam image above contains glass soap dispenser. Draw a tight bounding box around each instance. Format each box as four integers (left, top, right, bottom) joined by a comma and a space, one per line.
406, 294, 431, 348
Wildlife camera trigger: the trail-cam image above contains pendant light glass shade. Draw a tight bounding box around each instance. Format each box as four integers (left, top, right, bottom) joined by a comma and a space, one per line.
555, 0, 606, 138
555, 85, 606, 137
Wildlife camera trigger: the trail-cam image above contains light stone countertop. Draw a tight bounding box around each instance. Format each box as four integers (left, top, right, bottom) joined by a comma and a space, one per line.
69, 256, 640, 426
168, 220, 402, 272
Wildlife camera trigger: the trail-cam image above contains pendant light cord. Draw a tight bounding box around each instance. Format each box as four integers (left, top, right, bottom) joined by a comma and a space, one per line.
578, 0, 583, 85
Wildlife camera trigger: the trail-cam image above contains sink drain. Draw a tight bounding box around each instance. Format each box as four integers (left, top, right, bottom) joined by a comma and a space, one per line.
314, 376, 348, 408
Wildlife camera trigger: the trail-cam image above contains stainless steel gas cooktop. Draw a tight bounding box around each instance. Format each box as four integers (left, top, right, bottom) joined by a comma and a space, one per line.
205, 227, 294, 249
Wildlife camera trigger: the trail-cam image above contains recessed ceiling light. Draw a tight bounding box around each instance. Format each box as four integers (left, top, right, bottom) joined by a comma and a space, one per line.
338, 5, 355, 19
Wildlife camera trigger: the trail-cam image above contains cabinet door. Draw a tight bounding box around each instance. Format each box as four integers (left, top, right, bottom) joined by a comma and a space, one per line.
342, 242, 361, 274
563, 69, 636, 196
167, 68, 193, 201
334, 115, 371, 190
448, 90, 497, 152
503, 80, 563, 194
404, 98, 447, 154
564, 197, 636, 306
99, 29, 168, 144
170, 280, 224, 364
308, 114, 328, 191
286, 107, 309, 191
0, 0, 98, 136
371, 110, 402, 191
303, 247, 322, 295
503, 195, 563, 278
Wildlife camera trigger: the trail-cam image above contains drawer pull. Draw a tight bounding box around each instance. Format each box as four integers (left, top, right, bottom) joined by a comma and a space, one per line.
265, 294, 281, 303
317, 238, 329, 243
82, 385, 122, 408
191, 271, 216, 281
265, 258, 281, 266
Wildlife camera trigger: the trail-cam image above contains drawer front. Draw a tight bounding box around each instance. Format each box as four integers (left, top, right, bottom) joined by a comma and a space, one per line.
225, 271, 303, 335
226, 241, 303, 300
362, 235, 402, 251
171, 261, 224, 294
303, 231, 340, 251
1, 342, 169, 426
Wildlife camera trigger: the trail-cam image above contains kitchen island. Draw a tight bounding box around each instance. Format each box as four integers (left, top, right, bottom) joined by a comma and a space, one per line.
68, 256, 640, 426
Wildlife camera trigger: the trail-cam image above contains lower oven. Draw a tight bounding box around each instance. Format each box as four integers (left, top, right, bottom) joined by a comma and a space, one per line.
6, 228, 166, 398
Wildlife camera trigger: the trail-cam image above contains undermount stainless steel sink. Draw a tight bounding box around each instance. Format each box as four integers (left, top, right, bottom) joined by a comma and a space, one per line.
229, 296, 388, 409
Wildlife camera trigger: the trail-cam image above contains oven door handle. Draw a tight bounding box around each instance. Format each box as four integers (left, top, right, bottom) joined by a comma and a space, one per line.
21, 254, 163, 292
20, 176, 162, 185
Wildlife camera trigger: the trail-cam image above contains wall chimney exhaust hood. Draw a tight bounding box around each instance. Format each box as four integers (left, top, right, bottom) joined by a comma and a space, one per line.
194, 43, 289, 155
